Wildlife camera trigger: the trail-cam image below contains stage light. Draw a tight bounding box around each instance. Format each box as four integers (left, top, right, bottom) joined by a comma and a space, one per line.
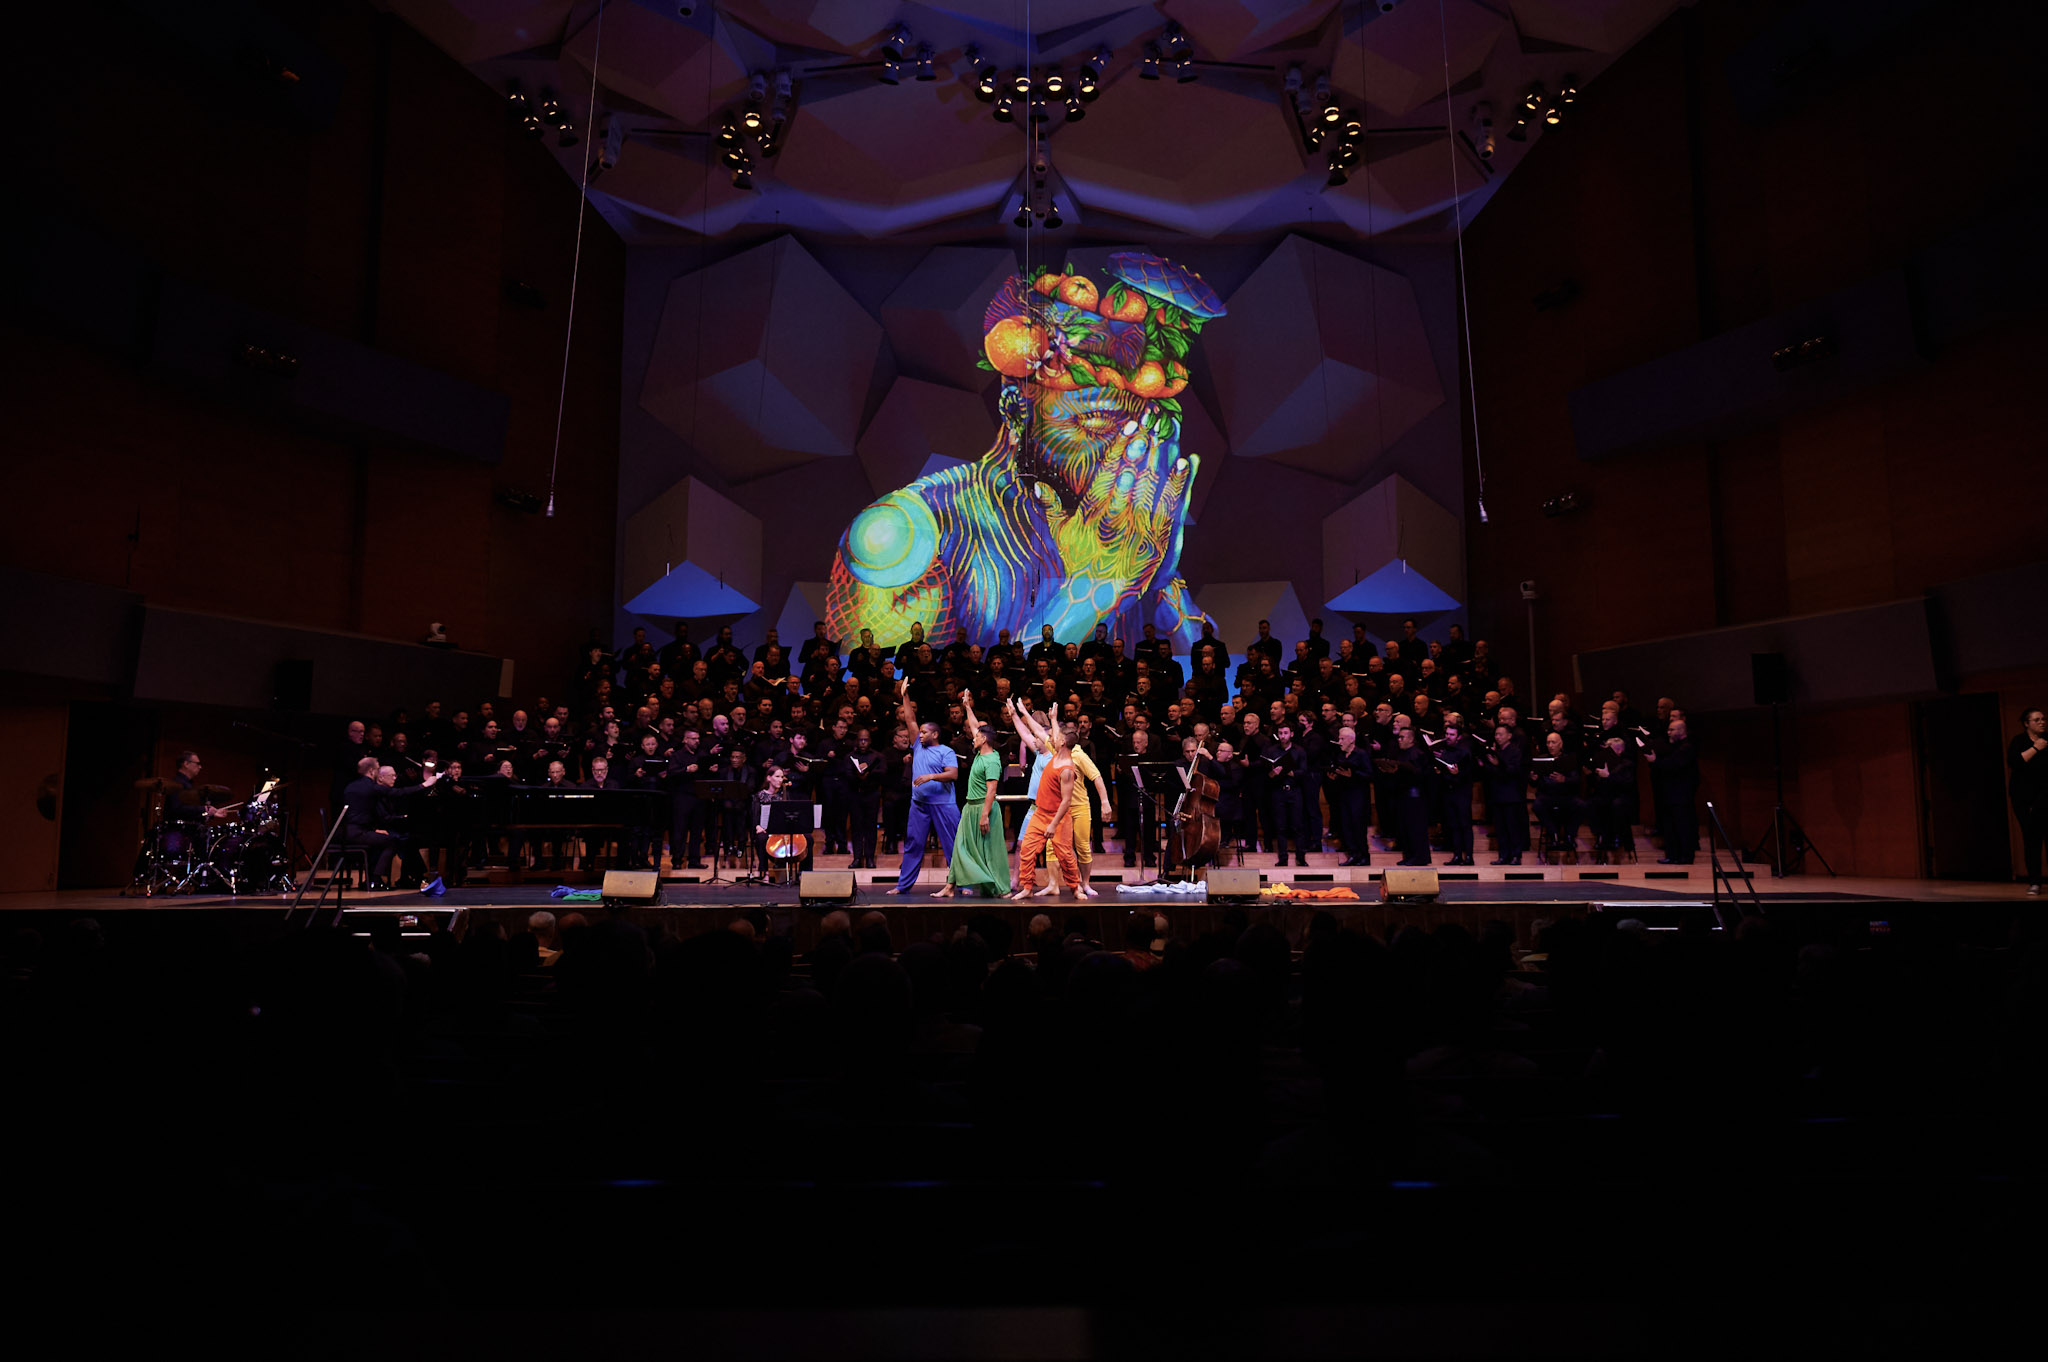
1065, 95, 1085, 121
914, 44, 936, 82
1139, 43, 1161, 80
505, 78, 528, 112
1029, 96, 1050, 123
716, 114, 738, 146
1044, 69, 1065, 96
1045, 199, 1063, 229
741, 103, 763, 130
1012, 70, 1031, 95
1080, 46, 1109, 100
557, 123, 579, 149
539, 88, 564, 123
969, 46, 996, 100
1014, 206, 1031, 228
878, 62, 900, 85
1341, 112, 1363, 143
1522, 82, 1547, 112
882, 24, 911, 61
1507, 110, 1528, 142
1544, 103, 1562, 126
1559, 76, 1579, 104
1162, 21, 1190, 57
1327, 165, 1348, 188
521, 112, 546, 139
1174, 56, 1197, 83
1315, 74, 1339, 123
721, 145, 749, 168
748, 71, 767, 102
993, 94, 1015, 122
732, 166, 753, 190
1472, 101, 1493, 160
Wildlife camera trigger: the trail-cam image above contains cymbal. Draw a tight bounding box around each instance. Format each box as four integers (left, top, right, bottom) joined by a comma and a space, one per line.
134, 777, 167, 792
201, 783, 232, 795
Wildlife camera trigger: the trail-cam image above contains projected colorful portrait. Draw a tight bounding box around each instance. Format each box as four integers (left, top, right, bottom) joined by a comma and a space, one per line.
826, 252, 1223, 650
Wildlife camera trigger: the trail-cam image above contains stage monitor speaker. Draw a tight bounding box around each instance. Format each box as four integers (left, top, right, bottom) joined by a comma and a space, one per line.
272, 658, 314, 712
799, 870, 854, 906
601, 869, 661, 906
1205, 867, 1262, 901
1752, 652, 1790, 706
1380, 866, 1440, 903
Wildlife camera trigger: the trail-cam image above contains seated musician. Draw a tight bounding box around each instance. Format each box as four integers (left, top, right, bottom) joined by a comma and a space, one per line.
752, 763, 814, 875
341, 762, 440, 890
580, 756, 621, 868
164, 749, 234, 856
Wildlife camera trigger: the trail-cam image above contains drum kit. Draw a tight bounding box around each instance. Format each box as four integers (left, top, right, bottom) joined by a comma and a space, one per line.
128, 774, 300, 897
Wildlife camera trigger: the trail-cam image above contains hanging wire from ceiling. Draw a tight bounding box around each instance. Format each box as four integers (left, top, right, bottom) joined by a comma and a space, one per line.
544, 0, 607, 517
1358, 5, 1386, 474
1435, 0, 1489, 525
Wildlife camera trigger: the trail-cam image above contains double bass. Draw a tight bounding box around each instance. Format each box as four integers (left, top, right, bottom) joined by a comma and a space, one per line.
1168, 749, 1222, 878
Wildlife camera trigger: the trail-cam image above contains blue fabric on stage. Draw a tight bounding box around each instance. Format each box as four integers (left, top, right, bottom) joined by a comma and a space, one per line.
897, 795, 961, 892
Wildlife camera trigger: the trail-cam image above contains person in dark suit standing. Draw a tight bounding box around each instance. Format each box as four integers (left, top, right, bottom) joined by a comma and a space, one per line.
1384, 727, 1433, 867
1325, 725, 1372, 866
1482, 723, 1528, 866
667, 728, 710, 870
1587, 718, 1639, 863
1262, 723, 1310, 868
844, 726, 886, 869
1645, 717, 1700, 864
1434, 718, 1480, 866
2007, 707, 2045, 895
1212, 739, 1248, 855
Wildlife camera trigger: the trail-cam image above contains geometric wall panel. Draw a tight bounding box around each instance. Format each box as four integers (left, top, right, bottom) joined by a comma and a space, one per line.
1204, 235, 1444, 480
1163, 0, 1341, 61
638, 237, 883, 484
1190, 581, 1312, 674
1321, 474, 1463, 616
880, 246, 1017, 391
773, 580, 833, 650
591, 138, 757, 238
622, 476, 763, 620
855, 378, 993, 497
1508, 0, 1676, 54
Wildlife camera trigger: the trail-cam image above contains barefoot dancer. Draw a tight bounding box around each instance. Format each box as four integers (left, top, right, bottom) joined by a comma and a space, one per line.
936, 693, 1008, 898
1008, 699, 1081, 900
892, 678, 959, 895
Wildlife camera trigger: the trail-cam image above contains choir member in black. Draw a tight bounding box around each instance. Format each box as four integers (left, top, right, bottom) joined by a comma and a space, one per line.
1262, 723, 1311, 868
1211, 740, 1249, 854
1644, 717, 1700, 864
1385, 727, 1432, 867
1483, 723, 1529, 865
1587, 724, 1639, 862
844, 727, 886, 868
667, 728, 711, 870
1233, 712, 1266, 852
2010, 707, 2047, 895
1246, 619, 1282, 669
1531, 731, 1588, 861
1433, 718, 1480, 866
341, 762, 441, 888
622, 734, 671, 869
1118, 727, 1160, 867
717, 747, 756, 862
1325, 725, 1373, 866
814, 716, 853, 855
528, 759, 576, 870
880, 727, 913, 855
1365, 703, 1400, 850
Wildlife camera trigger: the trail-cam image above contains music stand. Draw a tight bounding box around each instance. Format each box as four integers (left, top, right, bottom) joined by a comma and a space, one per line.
1129, 762, 1187, 883
760, 801, 821, 886
693, 779, 753, 885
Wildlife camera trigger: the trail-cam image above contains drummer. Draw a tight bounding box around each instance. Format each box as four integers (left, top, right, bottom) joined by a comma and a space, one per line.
165, 750, 233, 835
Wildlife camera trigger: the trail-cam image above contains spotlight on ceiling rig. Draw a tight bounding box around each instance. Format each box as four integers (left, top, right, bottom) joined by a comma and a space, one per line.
1045, 199, 1063, 229
1315, 74, 1339, 123
1522, 81, 1547, 112
969, 47, 997, 100
1472, 101, 1494, 160
882, 24, 911, 61
1079, 46, 1109, 100
993, 94, 1015, 122
1139, 43, 1161, 80
1064, 95, 1085, 121
914, 44, 936, 82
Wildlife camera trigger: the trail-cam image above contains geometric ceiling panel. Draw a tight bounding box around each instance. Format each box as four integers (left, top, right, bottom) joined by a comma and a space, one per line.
1204, 235, 1444, 480
592, 138, 758, 238
563, 4, 749, 126
773, 581, 834, 649
1331, 0, 1507, 118
775, 81, 1024, 236
717, 1, 900, 52
1163, 0, 1341, 60
623, 476, 764, 619
1508, 0, 1676, 54
639, 237, 883, 483
880, 246, 1018, 391
1320, 131, 1483, 235
387, 0, 577, 64
855, 378, 994, 497
1056, 79, 1309, 237
1172, 389, 1229, 525
1322, 474, 1464, 617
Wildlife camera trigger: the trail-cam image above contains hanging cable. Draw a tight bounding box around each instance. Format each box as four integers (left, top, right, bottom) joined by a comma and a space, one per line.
544, 0, 607, 517
1358, 13, 1385, 471
1436, 0, 1488, 524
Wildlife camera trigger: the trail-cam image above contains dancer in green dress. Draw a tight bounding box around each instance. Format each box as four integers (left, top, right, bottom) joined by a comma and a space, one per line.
936, 692, 1009, 898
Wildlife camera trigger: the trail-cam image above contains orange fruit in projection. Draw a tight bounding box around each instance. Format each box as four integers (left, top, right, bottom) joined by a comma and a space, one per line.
1090, 363, 1128, 391
1102, 288, 1148, 323
1161, 361, 1189, 397
1128, 360, 1168, 398
1035, 359, 1081, 392
1057, 274, 1100, 310
1033, 273, 1064, 297
984, 317, 1049, 377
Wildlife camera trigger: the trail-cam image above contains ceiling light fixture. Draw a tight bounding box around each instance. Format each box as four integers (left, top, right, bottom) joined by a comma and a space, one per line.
1174, 56, 1197, 83
1559, 76, 1579, 105
1522, 81, 1547, 112
732, 167, 754, 189
882, 25, 911, 61
1544, 103, 1562, 126
1044, 69, 1066, 96
1064, 95, 1085, 121
969, 46, 996, 100
914, 44, 936, 82
1162, 21, 1190, 57
1080, 46, 1109, 100
878, 62, 901, 85
1013, 206, 1031, 229
1139, 43, 1161, 80
1012, 70, 1032, 95
1472, 101, 1494, 160
1045, 199, 1063, 229
1315, 74, 1339, 123
993, 94, 1015, 122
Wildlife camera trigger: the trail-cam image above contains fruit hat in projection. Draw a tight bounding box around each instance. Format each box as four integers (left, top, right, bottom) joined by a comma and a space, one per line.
979, 253, 1225, 413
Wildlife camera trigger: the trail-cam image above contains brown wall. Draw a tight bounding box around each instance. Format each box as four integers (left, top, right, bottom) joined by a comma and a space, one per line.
0, 704, 70, 894
5, 2, 623, 708
1460, 1, 2048, 876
